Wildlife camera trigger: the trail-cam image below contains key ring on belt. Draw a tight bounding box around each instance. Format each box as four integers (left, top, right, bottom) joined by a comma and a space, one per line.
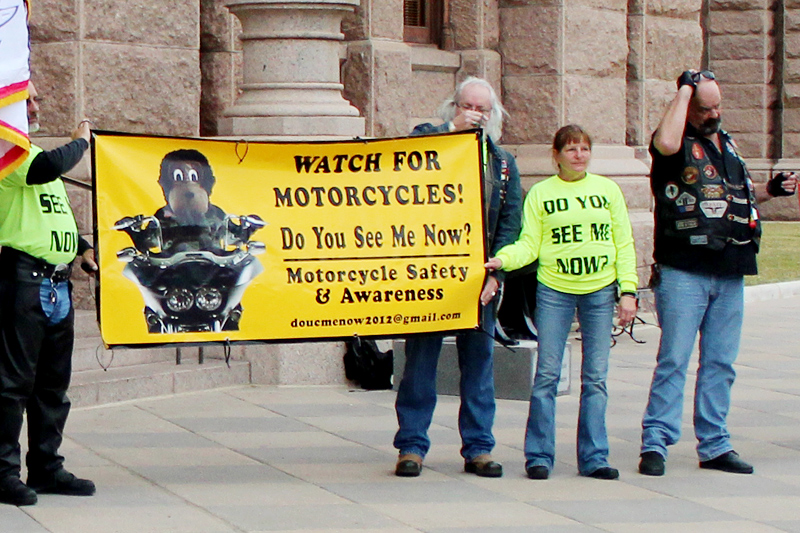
51, 263, 70, 282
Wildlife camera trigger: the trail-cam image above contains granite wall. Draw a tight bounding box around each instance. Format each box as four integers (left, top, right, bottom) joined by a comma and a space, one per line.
707, 0, 800, 218
27, 0, 202, 308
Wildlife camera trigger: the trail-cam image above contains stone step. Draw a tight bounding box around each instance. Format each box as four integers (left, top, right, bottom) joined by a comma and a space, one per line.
506, 142, 654, 211
70, 310, 253, 407
393, 338, 571, 400
73, 339, 178, 372
72, 309, 180, 372
74, 309, 103, 339
69, 359, 251, 408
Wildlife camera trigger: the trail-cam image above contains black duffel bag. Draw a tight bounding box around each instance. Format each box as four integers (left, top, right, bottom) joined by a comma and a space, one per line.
343, 337, 393, 390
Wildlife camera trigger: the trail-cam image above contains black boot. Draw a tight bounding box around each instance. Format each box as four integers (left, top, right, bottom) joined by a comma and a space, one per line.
27, 469, 96, 496
0, 475, 37, 506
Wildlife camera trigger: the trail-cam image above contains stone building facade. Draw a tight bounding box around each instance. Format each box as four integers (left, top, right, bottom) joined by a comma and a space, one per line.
25, 0, 800, 384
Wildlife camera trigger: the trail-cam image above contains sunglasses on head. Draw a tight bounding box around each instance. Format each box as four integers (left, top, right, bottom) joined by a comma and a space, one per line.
692, 70, 716, 83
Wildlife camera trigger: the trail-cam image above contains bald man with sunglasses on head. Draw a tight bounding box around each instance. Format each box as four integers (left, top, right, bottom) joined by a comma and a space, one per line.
639, 69, 797, 477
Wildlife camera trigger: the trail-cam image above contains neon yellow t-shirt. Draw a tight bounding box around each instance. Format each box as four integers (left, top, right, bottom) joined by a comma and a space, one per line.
495, 172, 638, 295
0, 145, 81, 265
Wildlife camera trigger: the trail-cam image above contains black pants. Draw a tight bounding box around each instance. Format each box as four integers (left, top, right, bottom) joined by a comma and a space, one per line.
0, 251, 74, 479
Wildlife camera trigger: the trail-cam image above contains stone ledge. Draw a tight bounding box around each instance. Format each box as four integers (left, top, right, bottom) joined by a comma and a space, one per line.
410, 45, 460, 73
745, 280, 800, 303
70, 359, 251, 408
506, 143, 652, 178
73, 341, 177, 373
393, 338, 571, 400
218, 115, 365, 137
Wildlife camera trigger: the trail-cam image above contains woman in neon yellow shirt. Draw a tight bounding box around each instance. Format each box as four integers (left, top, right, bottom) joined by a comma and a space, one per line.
486, 125, 638, 480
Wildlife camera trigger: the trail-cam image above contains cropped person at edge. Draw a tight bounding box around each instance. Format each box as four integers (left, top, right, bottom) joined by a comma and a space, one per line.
485, 124, 638, 480
0, 81, 98, 507
393, 77, 523, 478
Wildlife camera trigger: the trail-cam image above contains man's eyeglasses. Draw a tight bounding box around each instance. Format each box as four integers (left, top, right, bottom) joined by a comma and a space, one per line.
456, 102, 492, 114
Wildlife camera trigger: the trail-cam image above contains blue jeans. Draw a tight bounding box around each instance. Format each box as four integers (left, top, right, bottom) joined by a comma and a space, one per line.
394, 304, 496, 461
39, 279, 71, 326
525, 283, 616, 475
641, 265, 743, 461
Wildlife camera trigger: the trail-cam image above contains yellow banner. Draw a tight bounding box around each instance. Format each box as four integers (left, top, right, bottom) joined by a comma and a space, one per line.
93, 131, 487, 346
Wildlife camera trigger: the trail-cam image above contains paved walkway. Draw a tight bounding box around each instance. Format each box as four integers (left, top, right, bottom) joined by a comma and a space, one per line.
3, 284, 800, 532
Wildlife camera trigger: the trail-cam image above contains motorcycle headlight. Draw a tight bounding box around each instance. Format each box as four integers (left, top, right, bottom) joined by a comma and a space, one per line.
166, 288, 194, 312
196, 287, 223, 312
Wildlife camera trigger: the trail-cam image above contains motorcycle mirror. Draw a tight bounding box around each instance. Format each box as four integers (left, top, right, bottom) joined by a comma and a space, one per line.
116, 247, 138, 262
139, 216, 160, 232
243, 214, 266, 228
113, 217, 137, 230
247, 241, 266, 255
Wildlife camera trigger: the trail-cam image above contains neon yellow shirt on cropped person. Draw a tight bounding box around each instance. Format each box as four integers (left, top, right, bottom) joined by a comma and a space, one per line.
0, 145, 80, 265
495, 172, 638, 294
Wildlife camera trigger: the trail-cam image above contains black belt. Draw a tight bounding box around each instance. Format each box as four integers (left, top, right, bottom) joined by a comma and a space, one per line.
0, 247, 73, 282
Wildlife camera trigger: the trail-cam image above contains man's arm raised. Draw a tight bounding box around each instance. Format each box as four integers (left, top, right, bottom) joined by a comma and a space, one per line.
652, 84, 694, 157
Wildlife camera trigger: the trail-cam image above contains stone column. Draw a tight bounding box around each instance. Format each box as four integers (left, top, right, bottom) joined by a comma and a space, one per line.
219, 0, 365, 137
707, 1, 797, 220
200, 0, 242, 137
628, 1, 702, 146
624, 1, 702, 284
499, 0, 629, 145
707, 1, 775, 159
449, 0, 502, 84
627, 1, 647, 147
342, 0, 413, 139
768, 3, 799, 219
784, 2, 800, 158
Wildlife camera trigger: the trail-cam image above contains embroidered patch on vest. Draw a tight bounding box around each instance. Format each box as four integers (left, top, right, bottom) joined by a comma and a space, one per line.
701, 184, 725, 199
690, 235, 709, 245
676, 218, 699, 230
703, 164, 718, 179
699, 200, 728, 218
692, 142, 705, 160
728, 195, 748, 204
665, 182, 679, 200
676, 192, 697, 212
682, 167, 699, 185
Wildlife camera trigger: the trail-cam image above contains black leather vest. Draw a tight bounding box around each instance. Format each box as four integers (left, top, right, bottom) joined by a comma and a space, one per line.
654, 132, 761, 252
